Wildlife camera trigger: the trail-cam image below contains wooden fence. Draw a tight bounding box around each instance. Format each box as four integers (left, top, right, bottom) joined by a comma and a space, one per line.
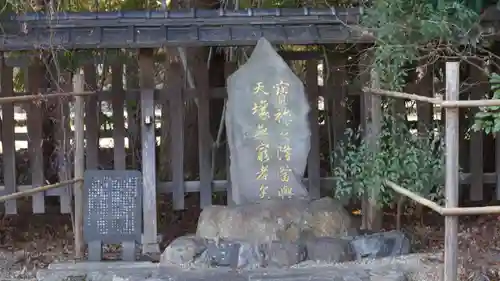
0, 50, 496, 217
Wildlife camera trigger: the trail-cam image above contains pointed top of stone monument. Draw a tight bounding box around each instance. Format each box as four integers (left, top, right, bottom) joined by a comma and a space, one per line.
247, 37, 284, 63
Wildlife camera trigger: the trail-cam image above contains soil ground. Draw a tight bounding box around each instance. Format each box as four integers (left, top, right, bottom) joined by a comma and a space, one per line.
1, 194, 500, 281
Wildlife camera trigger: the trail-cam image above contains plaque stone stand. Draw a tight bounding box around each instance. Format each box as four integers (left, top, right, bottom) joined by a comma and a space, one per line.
83, 170, 143, 261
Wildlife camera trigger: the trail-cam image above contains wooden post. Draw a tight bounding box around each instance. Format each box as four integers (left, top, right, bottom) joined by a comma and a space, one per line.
73, 71, 85, 259
0, 57, 17, 214
139, 48, 160, 254
56, 72, 73, 214
359, 47, 373, 229
444, 61, 459, 281
366, 68, 382, 231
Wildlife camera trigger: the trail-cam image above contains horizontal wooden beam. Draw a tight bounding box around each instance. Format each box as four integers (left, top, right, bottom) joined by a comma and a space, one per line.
2, 51, 323, 67
3, 84, 362, 105
1, 172, 495, 193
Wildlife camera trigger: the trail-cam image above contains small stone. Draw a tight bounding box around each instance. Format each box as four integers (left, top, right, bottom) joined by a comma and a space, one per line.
349, 230, 411, 260
205, 239, 241, 267
159, 235, 207, 266
305, 236, 354, 263
263, 241, 307, 267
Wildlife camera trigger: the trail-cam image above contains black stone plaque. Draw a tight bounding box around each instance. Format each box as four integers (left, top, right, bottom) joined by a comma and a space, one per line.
83, 170, 142, 261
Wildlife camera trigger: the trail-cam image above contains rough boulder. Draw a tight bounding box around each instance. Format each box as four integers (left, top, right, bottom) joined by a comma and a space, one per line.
196, 197, 353, 243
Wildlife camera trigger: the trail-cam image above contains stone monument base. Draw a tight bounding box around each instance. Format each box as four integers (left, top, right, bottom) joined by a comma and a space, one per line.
159, 196, 411, 269
196, 197, 354, 244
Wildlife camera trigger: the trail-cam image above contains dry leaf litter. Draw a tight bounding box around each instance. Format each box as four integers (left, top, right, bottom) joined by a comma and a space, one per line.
2, 197, 500, 281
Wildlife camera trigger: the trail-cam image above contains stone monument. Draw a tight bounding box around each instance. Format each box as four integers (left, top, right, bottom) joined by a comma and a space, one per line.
225, 37, 311, 204
160, 38, 410, 270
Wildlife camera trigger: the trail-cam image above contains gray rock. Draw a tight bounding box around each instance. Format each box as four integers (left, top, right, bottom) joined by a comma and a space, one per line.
263, 241, 307, 267
226, 37, 310, 203
308, 197, 353, 238
235, 240, 266, 269
196, 239, 266, 270
348, 230, 411, 260
196, 197, 352, 244
159, 235, 207, 266
304, 236, 354, 263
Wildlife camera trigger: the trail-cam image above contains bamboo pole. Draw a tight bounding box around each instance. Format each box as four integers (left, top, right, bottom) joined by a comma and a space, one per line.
73, 71, 86, 259
384, 180, 444, 214
363, 86, 500, 108
386, 180, 500, 215
0, 178, 83, 203
362, 87, 442, 104
444, 61, 460, 281
0, 90, 97, 105
442, 205, 500, 215
441, 99, 500, 108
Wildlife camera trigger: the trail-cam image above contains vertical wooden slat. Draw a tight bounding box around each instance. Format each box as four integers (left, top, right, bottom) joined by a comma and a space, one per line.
112, 63, 126, 170
417, 64, 434, 135
0, 58, 17, 214
73, 70, 85, 259
444, 61, 460, 281
83, 64, 99, 169
330, 54, 347, 150
139, 49, 159, 254
169, 62, 185, 210
55, 72, 73, 214
469, 60, 486, 201
459, 107, 469, 184
196, 66, 212, 208
126, 63, 140, 169
306, 60, 320, 199
224, 62, 236, 206
26, 63, 45, 213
